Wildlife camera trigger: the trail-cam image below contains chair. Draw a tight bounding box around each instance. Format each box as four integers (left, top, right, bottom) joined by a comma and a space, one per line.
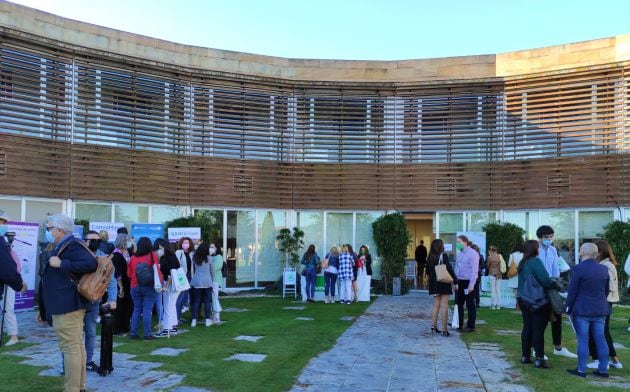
282, 267, 297, 299
405, 260, 417, 289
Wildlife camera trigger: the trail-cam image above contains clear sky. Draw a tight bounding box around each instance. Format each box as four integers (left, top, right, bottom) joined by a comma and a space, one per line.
8, 0, 630, 60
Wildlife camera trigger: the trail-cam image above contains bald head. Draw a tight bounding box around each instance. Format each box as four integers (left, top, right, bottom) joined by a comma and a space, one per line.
579, 242, 598, 261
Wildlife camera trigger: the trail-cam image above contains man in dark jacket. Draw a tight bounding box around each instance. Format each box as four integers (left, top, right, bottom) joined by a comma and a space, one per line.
43, 214, 97, 392
566, 242, 610, 379
0, 211, 26, 294
415, 240, 428, 287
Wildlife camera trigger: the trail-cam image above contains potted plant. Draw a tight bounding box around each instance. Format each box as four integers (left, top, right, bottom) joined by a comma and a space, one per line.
276, 227, 305, 268
372, 212, 411, 295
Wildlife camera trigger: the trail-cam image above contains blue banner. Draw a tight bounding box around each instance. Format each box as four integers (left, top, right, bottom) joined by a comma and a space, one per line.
131, 223, 164, 243
73, 225, 84, 239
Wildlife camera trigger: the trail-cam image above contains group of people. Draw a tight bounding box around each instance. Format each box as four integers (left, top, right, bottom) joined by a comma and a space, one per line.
300, 243, 372, 304
18, 213, 225, 392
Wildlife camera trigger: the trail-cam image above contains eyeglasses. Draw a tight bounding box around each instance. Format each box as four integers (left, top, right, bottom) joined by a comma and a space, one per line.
46, 226, 56, 232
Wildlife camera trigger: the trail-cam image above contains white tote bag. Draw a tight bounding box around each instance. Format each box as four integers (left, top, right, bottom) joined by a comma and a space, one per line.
171, 267, 191, 292
153, 263, 162, 293
451, 304, 459, 329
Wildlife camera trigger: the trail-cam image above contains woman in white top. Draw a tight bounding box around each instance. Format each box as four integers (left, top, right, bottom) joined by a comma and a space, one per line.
209, 243, 224, 324
507, 242, 525, 308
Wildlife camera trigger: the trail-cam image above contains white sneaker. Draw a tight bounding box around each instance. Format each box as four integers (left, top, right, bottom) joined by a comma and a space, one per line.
531, 350, 548, 360
610, 361, 623, 369
191, 319, 197, 327
5, 337, 19, 346
553, 347, 578, 358
587, 360, 610, 370
205, 319, 212, 327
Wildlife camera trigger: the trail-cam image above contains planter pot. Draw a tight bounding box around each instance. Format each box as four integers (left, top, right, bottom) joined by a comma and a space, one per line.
393, 277, 401, 296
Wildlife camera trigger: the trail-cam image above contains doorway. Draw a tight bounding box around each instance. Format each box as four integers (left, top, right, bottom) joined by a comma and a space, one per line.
404, 213, 434, 259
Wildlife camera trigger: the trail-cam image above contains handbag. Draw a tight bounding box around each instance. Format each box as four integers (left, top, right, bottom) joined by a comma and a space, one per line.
151, 253, 162, 292
58, 239, 114, 303
507, 257, 518, 278
520, 274, 549, 311
547, 289, 565, 315
435, 254, 453, 284
499, 255, 507, 274
171, 267, 190, 292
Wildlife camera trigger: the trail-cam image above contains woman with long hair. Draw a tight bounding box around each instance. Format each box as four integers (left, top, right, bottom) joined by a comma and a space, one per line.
175, 237, 195, 324
189, 243, 213, 327
300, 244, 320, 302
427, 239, 457, 336
338, 245, 354, 304
348, 245, 359, 302
517, 240, 554, 368
507, 241, 525, 308
154, 238, 180, 337
486, 246, 503, 310
209, 242, 224, 324
324, 246, 340, 303
111, 233, 133, 336
586, 240, 622, 369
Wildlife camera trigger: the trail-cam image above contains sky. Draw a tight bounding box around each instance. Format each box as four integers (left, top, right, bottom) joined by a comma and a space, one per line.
8, 0, 630, 60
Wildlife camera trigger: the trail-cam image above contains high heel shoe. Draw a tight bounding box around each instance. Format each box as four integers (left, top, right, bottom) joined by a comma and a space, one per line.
442, 330, 450, 337
431, 326, 442, 334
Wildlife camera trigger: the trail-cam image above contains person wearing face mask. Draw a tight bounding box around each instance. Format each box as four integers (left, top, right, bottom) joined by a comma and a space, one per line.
455, 235, 479, 333
209, 243, 223, 324
0, 211, 26, 297
82, 231, 117, 372
42, 214, 98, 392
153, 238, 180, 337
111, 233, 132, 336
536, 225, 576, 359
175, 237, 194, 325
97, 230, 114, 256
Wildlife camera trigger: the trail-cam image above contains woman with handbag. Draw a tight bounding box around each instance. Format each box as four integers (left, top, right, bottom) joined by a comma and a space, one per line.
427, 239, 457, 336
507, 242, 524, 308
153, 238, 180, 337
486, 247, 503, 310
517, 240, 554, 368
300, 244, 320, 302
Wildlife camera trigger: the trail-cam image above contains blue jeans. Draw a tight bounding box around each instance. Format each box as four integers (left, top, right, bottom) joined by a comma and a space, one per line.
190, 287, 211, 320
176, 290, 189, 320
324, 272, 337, 297
83, 301, 100, 363
154, 291, 164, 325
574, 315, 609, 373
131, 285, 158, 337
305, 268, 316, 299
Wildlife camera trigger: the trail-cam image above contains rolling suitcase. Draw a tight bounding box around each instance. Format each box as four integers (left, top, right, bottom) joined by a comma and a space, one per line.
98, 304, 114, 376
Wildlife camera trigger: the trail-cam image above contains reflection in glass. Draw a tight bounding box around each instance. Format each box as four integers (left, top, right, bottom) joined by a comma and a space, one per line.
578, 210, 613, 244
114, 205, 149, 227
257, 210, 287, 285
75, 203, 112, 222
227, 210, 255, 287
151, 206, 186, 224
326, 213, 353, 253
540, 210, 576, 265
356, 212, 383, 278
297, 211, 324, 256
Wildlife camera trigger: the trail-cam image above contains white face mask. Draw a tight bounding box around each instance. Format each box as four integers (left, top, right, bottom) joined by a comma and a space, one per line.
157, 248, 165, 258
210, 247, 216, 256
127, 241, 133, 249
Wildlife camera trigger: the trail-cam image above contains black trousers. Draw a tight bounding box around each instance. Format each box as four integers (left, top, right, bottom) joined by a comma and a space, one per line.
456, 280, 476, 329
551, 312, 562, 347
589, 303, 616, 359
520, 300, 550, 359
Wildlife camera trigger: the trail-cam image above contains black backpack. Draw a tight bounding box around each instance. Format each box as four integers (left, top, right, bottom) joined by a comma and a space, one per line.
136, 262, 154, 286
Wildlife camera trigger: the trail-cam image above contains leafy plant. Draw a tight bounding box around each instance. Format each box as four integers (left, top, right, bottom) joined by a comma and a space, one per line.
602, 220, 630, 290
482, 222, 526, 261
372, 212, 411, 294
276, 227, 305, 267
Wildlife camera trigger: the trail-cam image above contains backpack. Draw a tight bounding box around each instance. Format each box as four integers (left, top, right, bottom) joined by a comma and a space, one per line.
135, 261, 154, 286
58, 240, 115, 303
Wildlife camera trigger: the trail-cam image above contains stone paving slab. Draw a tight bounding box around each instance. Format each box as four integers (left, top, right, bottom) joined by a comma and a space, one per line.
224, 353, 267, 362
284, 306, 306, 310
233, 335, 263, 342
290, 292, 528, 392
222, 307, 249, 313
151, 347, 189, 356
296, 317, 314, 321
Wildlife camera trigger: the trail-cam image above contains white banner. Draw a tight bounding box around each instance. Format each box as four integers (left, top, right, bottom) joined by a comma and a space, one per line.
167, 227, 201, 242
7, 221, 39, 311
89, 222, 124, 242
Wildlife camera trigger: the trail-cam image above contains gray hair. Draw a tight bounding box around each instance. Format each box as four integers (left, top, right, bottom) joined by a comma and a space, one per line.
580, 242, 598, 260
114, 233, 129, 250
47, 213, 74, 235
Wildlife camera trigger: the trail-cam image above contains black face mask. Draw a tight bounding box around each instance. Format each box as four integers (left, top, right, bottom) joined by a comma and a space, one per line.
87, 238, 101, 252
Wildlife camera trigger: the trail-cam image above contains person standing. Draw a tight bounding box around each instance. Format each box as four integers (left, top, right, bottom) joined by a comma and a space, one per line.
566, 243, 611, 378
300, 245, 320, 302
189, 243, 212, 328
111, 234, 132, 336
486, 246, 504, 310
323, 247, 340, 303
175, 237, 194, 324
415, 240, 428, 287
154, 238, 180, 336
471, 244, 484, 308
507, 242, 525, 308
0, 211, 26, 346
127, 237, 162, 340
427, 239, 457, 336
536, 225, 577, 358
455, 235, 479, 332
586, 240, 622, 370
209, 243, 223, 324
42, 213, 98, 392
338, 245, 354, 305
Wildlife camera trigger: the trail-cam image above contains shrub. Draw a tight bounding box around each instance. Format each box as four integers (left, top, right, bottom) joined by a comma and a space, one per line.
372, 212, 411, 294
482, 222, 526, 261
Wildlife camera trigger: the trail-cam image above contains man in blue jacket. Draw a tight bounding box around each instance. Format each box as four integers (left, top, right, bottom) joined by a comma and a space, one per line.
566, 242, 610, 379
43, 214, 97, 392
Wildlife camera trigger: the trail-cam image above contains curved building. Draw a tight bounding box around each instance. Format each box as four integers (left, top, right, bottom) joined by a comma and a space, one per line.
1, 2, 628, 286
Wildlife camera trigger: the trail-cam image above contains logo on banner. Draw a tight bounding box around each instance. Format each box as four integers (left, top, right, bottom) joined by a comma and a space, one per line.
89, 222, 124, 242
168, 227, 201, 242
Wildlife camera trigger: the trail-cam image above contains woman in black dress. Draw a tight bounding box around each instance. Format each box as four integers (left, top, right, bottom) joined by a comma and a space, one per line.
427, 239, 457, 336
111, 233, 133, 335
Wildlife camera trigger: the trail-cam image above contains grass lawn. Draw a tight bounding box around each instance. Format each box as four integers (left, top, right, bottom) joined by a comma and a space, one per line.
459, 303, 630, 392
0, 296, 370, 392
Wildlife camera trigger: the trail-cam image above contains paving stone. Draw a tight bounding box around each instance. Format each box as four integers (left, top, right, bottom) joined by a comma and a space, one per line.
223, 307, 249, 312
224, 353, 267, 362
171, 387, 212, 392
613, 342, 627, 350
150, 347, 189, 356
284, 306, 306, 310
340, 316, 355, 321
234, 335, 263, 342
495, 329, 520, 336
296, 317, 314, 321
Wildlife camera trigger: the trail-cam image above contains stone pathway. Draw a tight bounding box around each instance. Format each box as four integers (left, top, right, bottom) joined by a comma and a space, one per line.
291, 292, 528, 392
3, 311, 210, 392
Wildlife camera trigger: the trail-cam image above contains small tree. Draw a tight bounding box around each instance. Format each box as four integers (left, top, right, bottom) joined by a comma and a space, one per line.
372, 212, 411, 294
276, 227, 305, 267
164, 210, 222, 244
602, 220, 630, 290
483, 222, 526, 261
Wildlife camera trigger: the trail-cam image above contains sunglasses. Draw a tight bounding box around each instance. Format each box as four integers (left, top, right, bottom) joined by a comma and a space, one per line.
46, 226, 56, 231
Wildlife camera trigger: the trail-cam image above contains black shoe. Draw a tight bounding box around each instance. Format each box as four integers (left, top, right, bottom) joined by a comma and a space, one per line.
592, 370, 609, 378
462, 327, 475, 333
534, 358, 549, 369
521, 356, 532, 364
129, 334, 141, 340
456, 327, 464, 332
566, 369, 585, 378
442, 330, 450, 337
86, 361, 99, 372
155, 330, 170, 338
144, 335, 156, 341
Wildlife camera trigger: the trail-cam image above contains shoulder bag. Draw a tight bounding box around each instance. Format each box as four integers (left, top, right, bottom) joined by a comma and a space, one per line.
58, 239, 114, 303
520, 274, 548, 311
507, 255, 518, 278
435, 254, 453, 284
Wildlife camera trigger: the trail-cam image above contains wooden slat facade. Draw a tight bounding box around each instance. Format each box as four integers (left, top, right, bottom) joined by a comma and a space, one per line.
1, 32, 629, 211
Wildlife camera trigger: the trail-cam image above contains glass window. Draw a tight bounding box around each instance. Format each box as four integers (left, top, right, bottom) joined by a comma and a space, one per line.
325, 213, 353, 253
25, 200, 63, 224
151, 206, 186, 224
356, 212, 384, 279
466, 212, 497, 232
578, 211, 613, 243
504, 210, 540, 240
438, 212, 463, 262
0, 198, 21, 221
227, 210, 255, 287
257, 210, 287, 286
114, 205, 149, 228
75, 203, 112, 222
540, 210, 576, 265
297, 211, 324, 256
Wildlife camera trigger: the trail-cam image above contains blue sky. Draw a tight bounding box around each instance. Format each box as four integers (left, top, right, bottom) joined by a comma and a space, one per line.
9, 0, 630, 60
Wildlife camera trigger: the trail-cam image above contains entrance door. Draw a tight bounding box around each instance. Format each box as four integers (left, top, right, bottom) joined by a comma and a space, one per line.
405, 213, 435, 259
